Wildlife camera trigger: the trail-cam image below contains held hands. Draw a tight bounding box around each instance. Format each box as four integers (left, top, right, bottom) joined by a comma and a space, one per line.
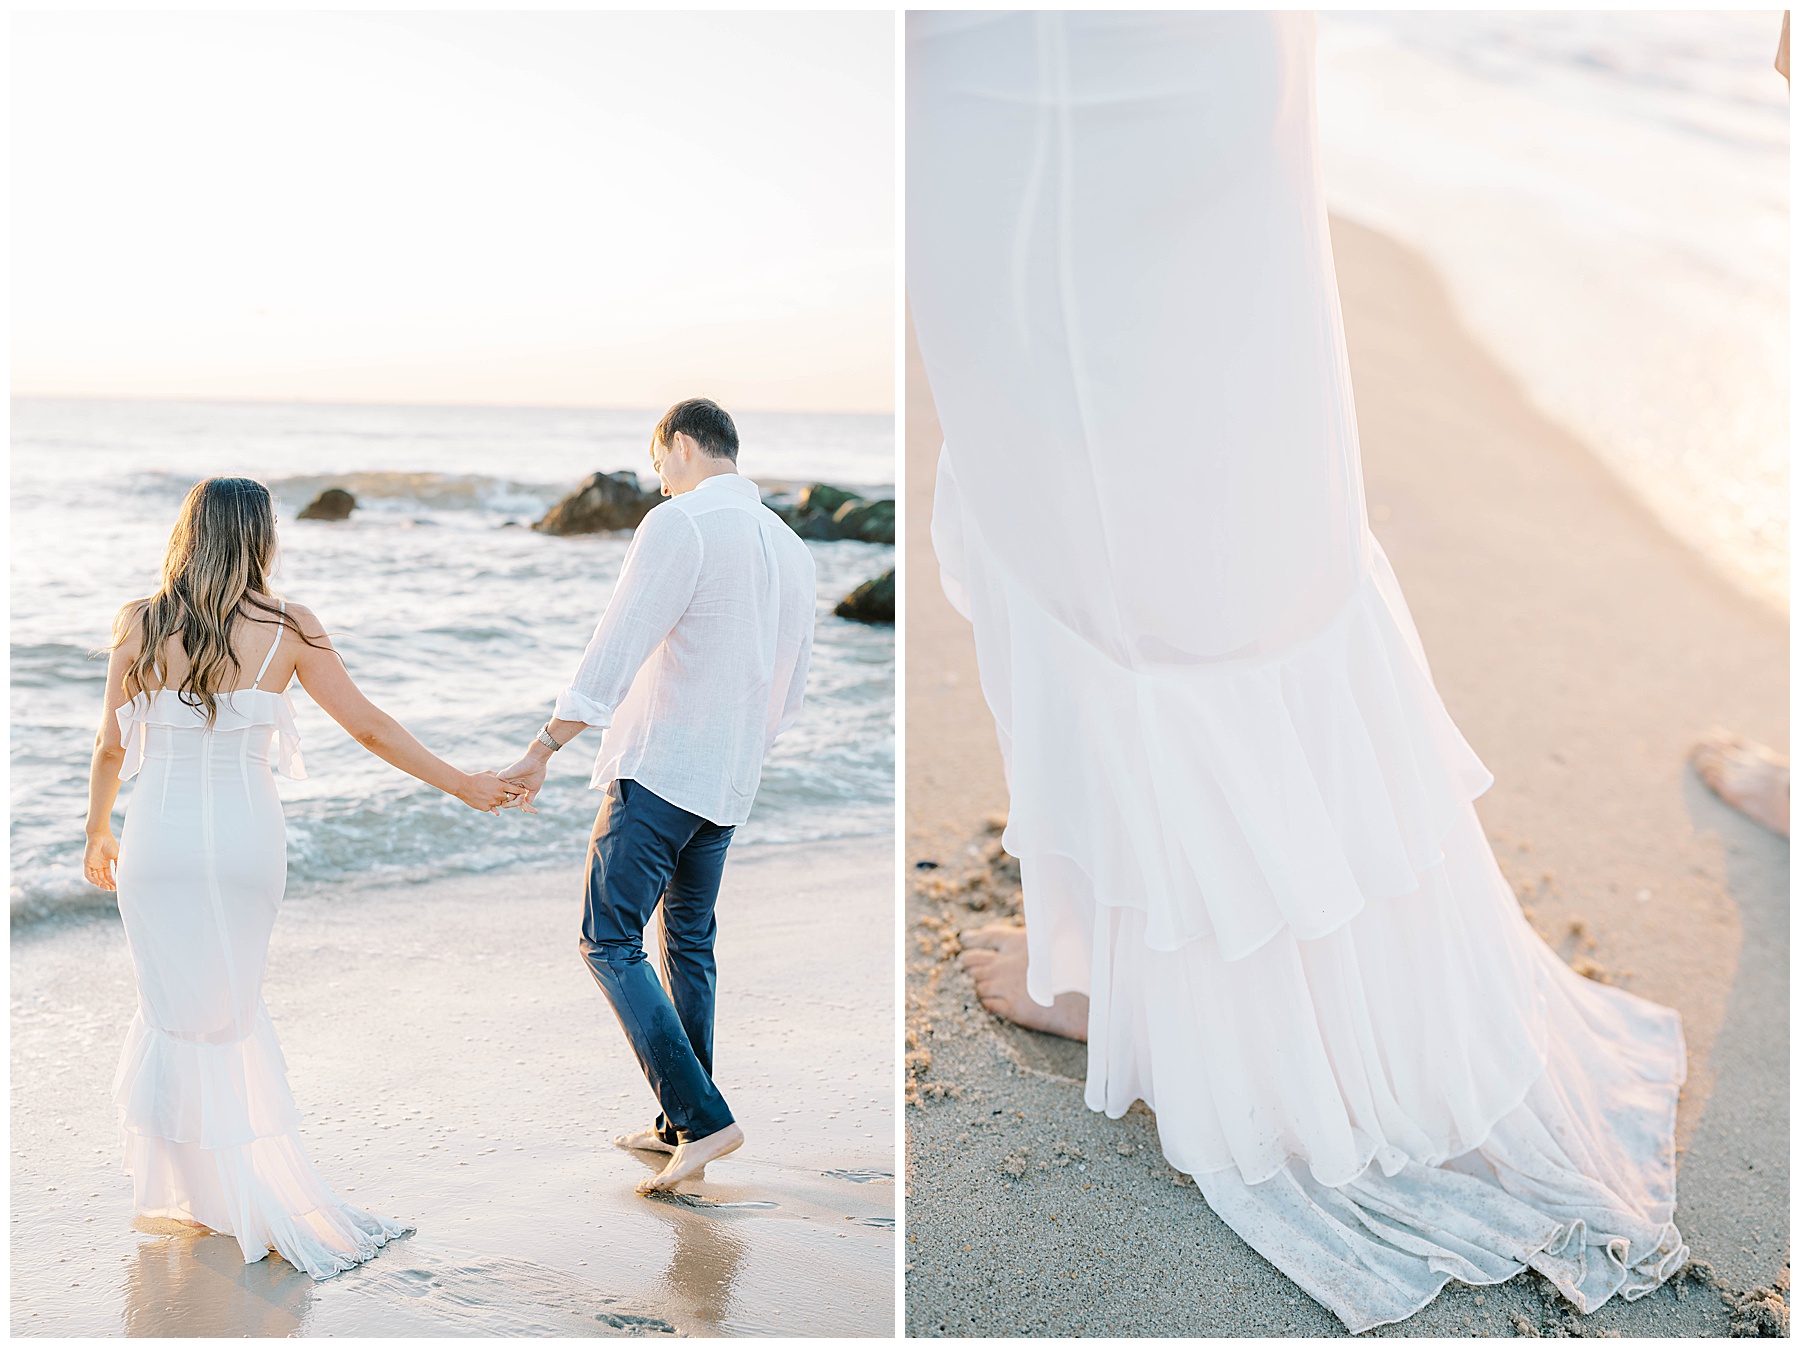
461, 729, 558, 817
458, 770, 529, 815
84, 832, 119, 892
496, 752, 548, 815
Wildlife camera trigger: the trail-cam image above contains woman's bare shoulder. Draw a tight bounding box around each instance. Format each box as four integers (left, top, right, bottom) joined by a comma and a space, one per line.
112, 599, 150, 655
275, 598, 331, 642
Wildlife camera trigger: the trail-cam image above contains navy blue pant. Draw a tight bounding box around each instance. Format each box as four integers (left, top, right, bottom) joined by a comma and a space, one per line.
580, 778, 736, 1146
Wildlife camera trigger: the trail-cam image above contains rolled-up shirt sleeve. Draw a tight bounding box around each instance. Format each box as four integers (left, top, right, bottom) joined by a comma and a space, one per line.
553, 505, 703, 727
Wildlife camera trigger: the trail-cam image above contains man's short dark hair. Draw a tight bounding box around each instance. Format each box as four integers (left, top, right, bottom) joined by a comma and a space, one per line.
653, 398, 738, 462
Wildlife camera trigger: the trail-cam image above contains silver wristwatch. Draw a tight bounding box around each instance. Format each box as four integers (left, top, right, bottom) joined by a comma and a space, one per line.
536, 723, 564, 753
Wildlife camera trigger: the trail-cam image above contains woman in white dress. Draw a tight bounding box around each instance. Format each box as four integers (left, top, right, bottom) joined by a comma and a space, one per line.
81, 476, 521, 1279
909, 11, 1686, 1333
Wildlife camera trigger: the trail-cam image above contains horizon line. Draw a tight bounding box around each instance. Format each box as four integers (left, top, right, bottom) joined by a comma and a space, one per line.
7, 389, 897, 420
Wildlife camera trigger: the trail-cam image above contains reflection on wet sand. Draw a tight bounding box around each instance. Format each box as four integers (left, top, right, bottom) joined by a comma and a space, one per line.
646, 1198, 751, 1333
96, 1159, 890, 1338
14, 843, 893, 1338
627, 1145, 894, 1335
123, 1225, 314, 1337
615, 1143, 753, 1331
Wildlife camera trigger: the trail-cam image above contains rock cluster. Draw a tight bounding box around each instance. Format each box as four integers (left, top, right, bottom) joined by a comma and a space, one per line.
770, 484, 895, 546
533, 473, 897, 623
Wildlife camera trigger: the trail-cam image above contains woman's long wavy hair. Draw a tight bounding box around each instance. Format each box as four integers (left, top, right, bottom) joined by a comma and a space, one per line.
113, 477, 326, 724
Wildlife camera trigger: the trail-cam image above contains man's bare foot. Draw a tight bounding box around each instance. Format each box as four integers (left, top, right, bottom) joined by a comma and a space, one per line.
960, 923, 1089, 1042
636, 1122, 745, 1195
613, 1128, 676, 1155
1693, 729, 1789, 839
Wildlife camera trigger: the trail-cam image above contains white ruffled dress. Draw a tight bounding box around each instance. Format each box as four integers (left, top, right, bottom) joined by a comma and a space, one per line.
112, 667, 410, 1279
909, 9, 1686, 1333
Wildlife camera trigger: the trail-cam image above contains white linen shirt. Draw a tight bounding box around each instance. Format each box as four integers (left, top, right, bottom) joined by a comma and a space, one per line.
552, 472, 816, 826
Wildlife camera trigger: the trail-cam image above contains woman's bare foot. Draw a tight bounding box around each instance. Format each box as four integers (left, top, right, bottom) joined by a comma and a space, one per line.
636, 1122, 745, 1195
1693, 730, 1789, 838
613, 1128, 675, 1155
960, 923, 1089, 1042
133, 1215, 213, 1236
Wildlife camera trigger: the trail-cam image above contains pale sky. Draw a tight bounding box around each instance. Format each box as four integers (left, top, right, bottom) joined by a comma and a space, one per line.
11, 11, 894, 412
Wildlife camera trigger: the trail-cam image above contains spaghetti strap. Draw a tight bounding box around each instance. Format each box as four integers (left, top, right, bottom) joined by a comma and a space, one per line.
252, 601, 287, 689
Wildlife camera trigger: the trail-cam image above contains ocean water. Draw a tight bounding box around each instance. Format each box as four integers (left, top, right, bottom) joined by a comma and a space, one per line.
1317, 11, 1788, 611
10, 397, 894, 918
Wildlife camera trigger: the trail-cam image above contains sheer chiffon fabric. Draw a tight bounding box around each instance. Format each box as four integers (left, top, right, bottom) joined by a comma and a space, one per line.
910, 9, 1685, 1332
113, 684, 409, 1278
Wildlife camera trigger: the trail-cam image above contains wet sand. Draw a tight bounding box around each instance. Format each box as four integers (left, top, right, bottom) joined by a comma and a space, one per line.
12, 836, 894, 1337
903, 218, 1788, 1336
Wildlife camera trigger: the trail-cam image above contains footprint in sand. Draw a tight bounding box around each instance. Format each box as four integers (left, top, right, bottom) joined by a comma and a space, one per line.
653, 1193, 780, 1212
849, 1215, 895, 1230
822, 1168, 894, 1184
594, 1310, 680, 1333
390, 1268, 436, 1298
347, 1253, 677, 1336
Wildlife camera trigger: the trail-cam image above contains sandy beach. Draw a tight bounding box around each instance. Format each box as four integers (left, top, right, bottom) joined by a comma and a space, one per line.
12, 835, 894, 1338
903, 218, 1788, 1336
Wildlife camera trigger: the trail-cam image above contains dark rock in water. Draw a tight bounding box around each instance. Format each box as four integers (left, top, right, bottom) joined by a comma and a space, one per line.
775, 483, 896, 545
799, 483, 861, 517
833, 497, 895, 544
781, 492, 846, 541
834, 569, 895, 625
786, 513, 835, 541
297, 488, 356, 521
534, 471, 660, 535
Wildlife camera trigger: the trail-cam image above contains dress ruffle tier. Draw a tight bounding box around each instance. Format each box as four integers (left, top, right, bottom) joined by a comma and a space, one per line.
113, 1007, 410, 1279
934, 447, 1687, 1332
117, 688, 306, 782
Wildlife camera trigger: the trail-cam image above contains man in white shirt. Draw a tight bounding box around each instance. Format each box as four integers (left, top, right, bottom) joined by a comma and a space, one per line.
500, 398, 816, 1194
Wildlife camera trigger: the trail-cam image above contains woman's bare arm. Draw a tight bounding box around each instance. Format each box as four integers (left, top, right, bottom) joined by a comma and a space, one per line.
286, 604, 519, 813
82, 628, 140, 891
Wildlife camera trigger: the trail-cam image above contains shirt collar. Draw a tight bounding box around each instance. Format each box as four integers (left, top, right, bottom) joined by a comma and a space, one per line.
690, 473, 758, 500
